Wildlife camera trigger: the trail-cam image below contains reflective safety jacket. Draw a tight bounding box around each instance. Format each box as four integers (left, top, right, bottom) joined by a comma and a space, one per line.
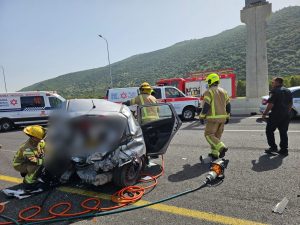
202, 86, 230, 123
130, 94, 159, 123
13, 140, 44, 167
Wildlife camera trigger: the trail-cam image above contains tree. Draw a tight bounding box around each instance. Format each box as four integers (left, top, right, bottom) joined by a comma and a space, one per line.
290, 75, 300, 87
237, 80, 246, 97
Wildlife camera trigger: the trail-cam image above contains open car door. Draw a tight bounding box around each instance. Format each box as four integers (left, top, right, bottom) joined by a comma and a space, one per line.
137, 103, 182, 156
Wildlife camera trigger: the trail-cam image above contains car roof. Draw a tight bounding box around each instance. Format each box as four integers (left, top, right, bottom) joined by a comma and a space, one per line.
153, 86, 177, 89
0, 91, 57, 95
289, 86, 300, 92
261, 86, 300, 98
67, 99, 122, 113
108, 87, 139, 91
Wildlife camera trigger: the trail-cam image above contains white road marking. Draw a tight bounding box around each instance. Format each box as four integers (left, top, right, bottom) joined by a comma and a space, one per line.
0, 149, 17, 153
225, 130, 300, 133
231, 116, 262, 119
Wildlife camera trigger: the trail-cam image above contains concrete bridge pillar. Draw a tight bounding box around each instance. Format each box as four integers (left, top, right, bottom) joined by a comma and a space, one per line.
241, 0, 272, 99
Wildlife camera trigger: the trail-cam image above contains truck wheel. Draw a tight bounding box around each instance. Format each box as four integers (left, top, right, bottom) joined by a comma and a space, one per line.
182, 107, 195, 121
0, 119, 14, 132
113, 157, 142, 187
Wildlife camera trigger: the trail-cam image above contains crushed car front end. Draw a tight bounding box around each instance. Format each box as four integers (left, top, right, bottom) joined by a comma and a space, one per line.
45, 99, 146, 187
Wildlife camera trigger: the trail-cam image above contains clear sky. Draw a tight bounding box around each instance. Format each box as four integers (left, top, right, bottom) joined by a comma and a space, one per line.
0, 0, 299, 92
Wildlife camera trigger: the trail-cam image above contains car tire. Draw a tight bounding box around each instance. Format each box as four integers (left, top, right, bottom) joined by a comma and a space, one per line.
0, 119, 14, 132
182, 107, 195, 121
113, 157, 142, 187
290, 109, 297, 120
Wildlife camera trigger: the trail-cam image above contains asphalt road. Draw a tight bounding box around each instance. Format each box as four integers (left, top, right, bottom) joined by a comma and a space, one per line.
0, 116, 299, 225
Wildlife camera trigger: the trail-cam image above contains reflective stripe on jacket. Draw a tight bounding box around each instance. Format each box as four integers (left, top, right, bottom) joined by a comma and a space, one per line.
203, 86, 230, 123
130, 94, 159, 122
13, 140, 43, 167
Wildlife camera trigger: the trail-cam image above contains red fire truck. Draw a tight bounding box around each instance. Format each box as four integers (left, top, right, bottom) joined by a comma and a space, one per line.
156, 68, 236, 99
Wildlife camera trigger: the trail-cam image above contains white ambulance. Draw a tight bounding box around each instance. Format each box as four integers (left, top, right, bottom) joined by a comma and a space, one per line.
0, 91, 65, 131
107, 86, 200, 121
106, 87, 140, 103
153, 86, 200, 121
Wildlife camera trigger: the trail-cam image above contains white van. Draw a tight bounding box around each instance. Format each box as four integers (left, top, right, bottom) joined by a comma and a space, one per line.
0, 91, 65, 131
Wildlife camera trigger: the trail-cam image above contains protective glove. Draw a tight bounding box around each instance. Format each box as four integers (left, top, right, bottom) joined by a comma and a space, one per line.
37, 140, 46, 157
28, 156, 38, 163
28, 156, 44, 165
123, 100, 130, 106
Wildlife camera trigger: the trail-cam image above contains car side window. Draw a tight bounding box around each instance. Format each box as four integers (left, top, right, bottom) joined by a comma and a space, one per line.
140, 104, 173, 125
165, 87, 184, 98
20, 96, 45, 108
49, 97, 63, 109
153, 88, 162, 99
292, 90, 300, 98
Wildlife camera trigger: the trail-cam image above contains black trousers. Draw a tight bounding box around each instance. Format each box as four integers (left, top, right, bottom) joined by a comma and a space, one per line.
266, 114, 290, 150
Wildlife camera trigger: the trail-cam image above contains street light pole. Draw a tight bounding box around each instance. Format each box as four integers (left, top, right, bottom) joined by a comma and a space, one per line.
1, 66, 8, 93
98, 34, 113, 88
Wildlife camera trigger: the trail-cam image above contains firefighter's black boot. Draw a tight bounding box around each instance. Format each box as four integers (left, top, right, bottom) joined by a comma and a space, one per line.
219, 147, 228, 158
20, 172, 27, 178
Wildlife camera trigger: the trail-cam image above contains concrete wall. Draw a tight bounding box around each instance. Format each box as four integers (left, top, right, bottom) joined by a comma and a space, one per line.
231, 97, 261, 115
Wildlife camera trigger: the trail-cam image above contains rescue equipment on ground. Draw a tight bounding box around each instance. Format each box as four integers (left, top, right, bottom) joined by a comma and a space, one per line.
205, 159, 228, 183
0, 157, 229, 225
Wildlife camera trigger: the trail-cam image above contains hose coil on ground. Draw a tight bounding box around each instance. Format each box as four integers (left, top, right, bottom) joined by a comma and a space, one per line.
0, 158, 164, 225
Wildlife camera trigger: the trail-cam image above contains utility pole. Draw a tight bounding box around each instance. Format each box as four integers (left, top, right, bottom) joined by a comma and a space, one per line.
98, 34, 113, 88
1, 66, 8, 93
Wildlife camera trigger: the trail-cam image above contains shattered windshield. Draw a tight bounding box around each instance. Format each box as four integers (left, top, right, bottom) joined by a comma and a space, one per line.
47, 115, 128, 161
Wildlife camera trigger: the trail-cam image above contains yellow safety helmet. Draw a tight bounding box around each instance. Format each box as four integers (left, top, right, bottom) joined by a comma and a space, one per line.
23, 125, 45, 140
205, 73, 220, 86
140, 82, 152, 90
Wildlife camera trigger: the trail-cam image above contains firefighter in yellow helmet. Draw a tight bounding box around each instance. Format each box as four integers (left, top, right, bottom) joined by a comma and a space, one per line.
199, 73, 231, 159
124, 82, 159, 124
13, 125, 46, 190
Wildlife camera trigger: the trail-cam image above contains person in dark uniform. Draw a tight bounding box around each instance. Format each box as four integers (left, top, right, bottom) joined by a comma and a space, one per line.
263, 77, 293, 156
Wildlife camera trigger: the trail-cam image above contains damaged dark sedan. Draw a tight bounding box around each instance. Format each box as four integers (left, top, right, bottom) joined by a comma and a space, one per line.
43, 99, 182, 187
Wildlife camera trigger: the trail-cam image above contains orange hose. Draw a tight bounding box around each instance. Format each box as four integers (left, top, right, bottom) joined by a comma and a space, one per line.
0, 156, 164, 225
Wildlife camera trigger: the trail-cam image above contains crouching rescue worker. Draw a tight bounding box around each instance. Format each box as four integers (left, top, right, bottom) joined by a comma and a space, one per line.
13, 125, 46, 190
124, 82, 159, 124
199, 73, 231, 159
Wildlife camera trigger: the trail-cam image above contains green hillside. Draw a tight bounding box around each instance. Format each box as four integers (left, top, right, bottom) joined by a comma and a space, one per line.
21, 6, 300, 98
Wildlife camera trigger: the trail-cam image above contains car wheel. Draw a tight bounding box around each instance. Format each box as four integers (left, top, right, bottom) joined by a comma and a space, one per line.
290, 109, 297, 119
113, 157, 142, 187
182, 107, 195, 121
0, 119, 14, 132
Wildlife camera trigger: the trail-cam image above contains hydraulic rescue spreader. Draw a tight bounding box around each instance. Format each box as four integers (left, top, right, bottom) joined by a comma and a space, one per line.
205, 159, 229, 184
